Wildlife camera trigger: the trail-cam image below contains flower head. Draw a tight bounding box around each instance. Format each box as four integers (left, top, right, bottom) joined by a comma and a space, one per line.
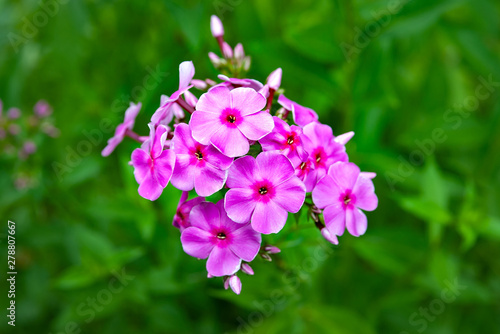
260, 116, 308, 166
102, 102, 141, 157
302, 122, 352, 183
173, 192, 206, 232
181, 200, 261, 277
171, 123, 233, 196
225, 151, 306, 234
278, 95, 318, 127
130, 124, 175, 201
190, 85, 273, 157
7, 108, 21, 120
312, 162, 378, 240
151, 61, 194, 125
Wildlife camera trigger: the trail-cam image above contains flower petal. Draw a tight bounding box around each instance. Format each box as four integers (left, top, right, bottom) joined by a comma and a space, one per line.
226, 156, 259, 188
256, 152, 294, 186
178, 61, 195, 90
230, 87, 266, 116
312, 174, 340, 209
196, 85, 231, 114
195, 165, 227, 197
273, 177, 306, 213
131, 148, 151, 184
229, 224, 261, 262
346, 208, 367, 237
189, 111, 223, 145
154, 149, 175, 188
204, 145, 234, 170
173, 123, 196, 154
181, 227, 214, 259
189, 201, 220, 230
323, 203, 346, 237
238, 111, 274, 141
251, 200, 288, 234
206, 246, 241, 277
328, 162, 360, 191
138, 171, 163, 201
225, 188, 256, 224
171, 154, 197, 191
210, 126, 249, 158
353, 176, 378, 211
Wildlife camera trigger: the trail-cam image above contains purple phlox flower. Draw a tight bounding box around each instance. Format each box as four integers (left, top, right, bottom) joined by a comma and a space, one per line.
151, 61, 194, 125
302, 122, 353, 183
181, 200, 261, 277
278, 95, 318, 127
241, 263, 254, 275
224, 275, 242, 295
20, 141, 36, 159
190, 85, 273, 158
34, 100, 52, 117
225, 151, 306, 234
131, 124, 175, 201
101, 102, 141, 157
312, 162, 378, 240
7, 108, 21, 120
260, 116, 308, 167
173, 191, 206, 232
171, 123, 233, 196
217, 75, 263, 92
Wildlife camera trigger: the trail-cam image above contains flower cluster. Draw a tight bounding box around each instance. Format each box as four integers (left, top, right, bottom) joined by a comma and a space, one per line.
102, 15, 378, 294
1, 99, 58, 189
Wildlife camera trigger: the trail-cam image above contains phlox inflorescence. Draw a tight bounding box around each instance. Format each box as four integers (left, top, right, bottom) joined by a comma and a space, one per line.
102, 15, 378, 295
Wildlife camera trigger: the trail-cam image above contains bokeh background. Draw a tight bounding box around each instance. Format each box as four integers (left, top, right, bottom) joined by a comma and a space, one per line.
1, 0, 500, 333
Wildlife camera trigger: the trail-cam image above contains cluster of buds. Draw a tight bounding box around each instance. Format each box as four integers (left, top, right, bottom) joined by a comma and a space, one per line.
1, 99, 58, 189
102, 16, 378, 294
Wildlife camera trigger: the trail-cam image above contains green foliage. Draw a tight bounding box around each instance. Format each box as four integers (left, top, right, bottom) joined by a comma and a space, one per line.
0, 0, 499, 333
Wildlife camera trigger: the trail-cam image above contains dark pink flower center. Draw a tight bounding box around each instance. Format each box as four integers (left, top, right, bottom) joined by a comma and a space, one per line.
296, 160, 311, 179
252, 180, 276, 203
190, 144, 207, 166
311, 148, 326, 168
220, 108, 242, 128
339, 190, 356, 209
211, 227, 232, 247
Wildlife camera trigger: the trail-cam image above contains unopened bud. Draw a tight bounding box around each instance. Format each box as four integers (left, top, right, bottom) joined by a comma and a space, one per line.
241, 263, 254, 275
210, 15, 224, 38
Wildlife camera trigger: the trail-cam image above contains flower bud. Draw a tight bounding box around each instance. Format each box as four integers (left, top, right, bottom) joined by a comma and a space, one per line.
267, 68, 282, 91
210, 15, 224, 38
241, 263, 254, 275
234, 43, 245, 60
264, 245, 281, 254
22, 141, 36, 155
222, 42, 233, 59
228, 275, 242, 295
334, 131, 354, 145
321, 228, 339, 245
208, 52, 222, 67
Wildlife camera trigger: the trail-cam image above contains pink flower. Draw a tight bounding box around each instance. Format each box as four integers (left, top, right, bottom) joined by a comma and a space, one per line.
181, 200, 261, 277
312, 162, 378, 240
260, 116, 308, 166
190, 85, 273, 157
173, 192, 205, 232
302, 122, 353, 183
34, 100, 52, 117
225, 151, 306, 234
157, 95, 184, 126
102, 102, 141, 157
151, 61, 194, 125
278, 95, 318, 127
171, 123, 233, 196
130, 124, 175, 201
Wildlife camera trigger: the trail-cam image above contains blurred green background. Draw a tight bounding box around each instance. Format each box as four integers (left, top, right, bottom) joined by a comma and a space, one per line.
1, 0, 500, 333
